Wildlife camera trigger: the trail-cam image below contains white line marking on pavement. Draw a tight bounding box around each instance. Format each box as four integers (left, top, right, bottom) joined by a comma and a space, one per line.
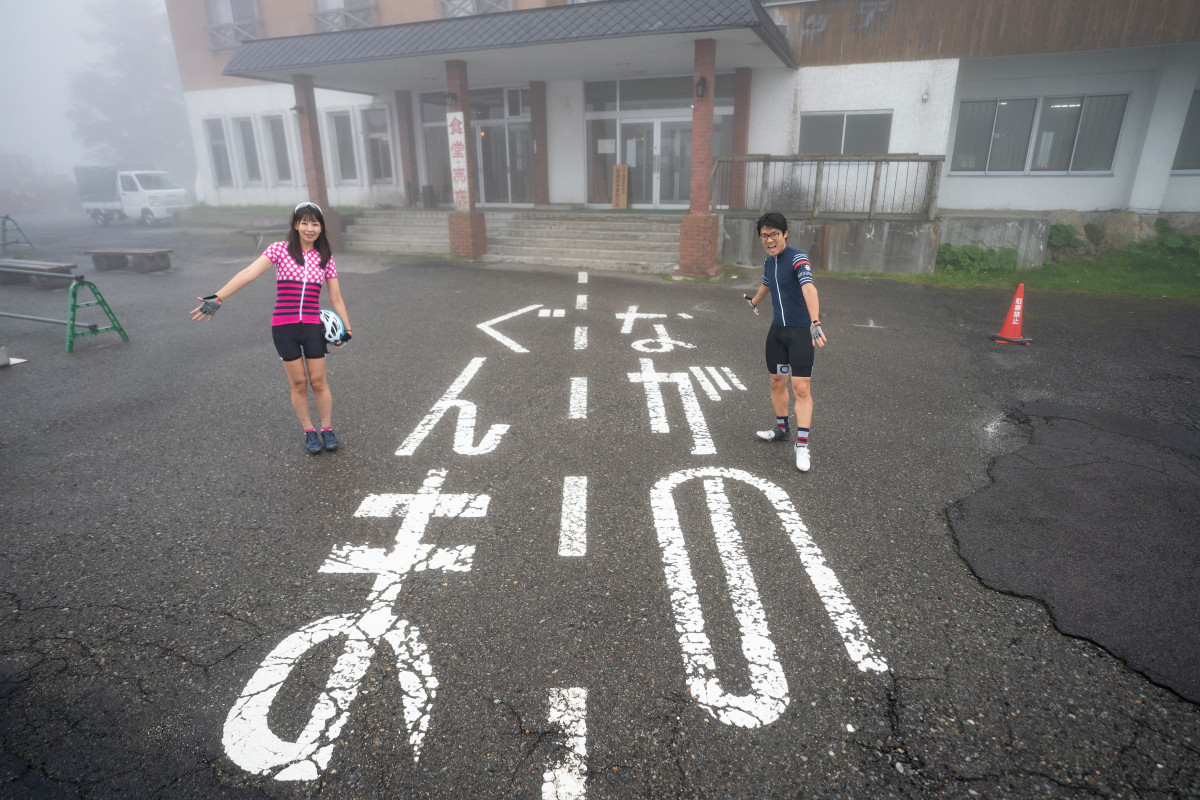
569, 377, 587, 420
396, 358, 510, 456
576, 295, 587, 310
574, 326, 588, 350
542, 687, 588, 800
477, 304, 541, 353
578, 272, 588, 284
558, 476, 587, 557
690, 367, 720, 401
224, 468, 488, 780
616, 306, 666, 334
705, 366, 733, 392
628, 358, 714, 455
651, 472, 788, 728
651, 468, 888, 728
720, 367, 747, 391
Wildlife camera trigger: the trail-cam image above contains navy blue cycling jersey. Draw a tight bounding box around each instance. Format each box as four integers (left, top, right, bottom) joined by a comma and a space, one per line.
761, 245, 815, 327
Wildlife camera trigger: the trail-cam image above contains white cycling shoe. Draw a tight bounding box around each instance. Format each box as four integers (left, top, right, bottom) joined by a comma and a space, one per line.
795, 446, 811, 472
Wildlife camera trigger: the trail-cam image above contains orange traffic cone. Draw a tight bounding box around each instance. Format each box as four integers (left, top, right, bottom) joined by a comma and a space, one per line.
989, 283, 1031, 345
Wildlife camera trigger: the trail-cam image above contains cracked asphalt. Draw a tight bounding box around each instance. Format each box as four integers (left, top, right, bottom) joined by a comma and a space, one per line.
0, 213, 1197, 798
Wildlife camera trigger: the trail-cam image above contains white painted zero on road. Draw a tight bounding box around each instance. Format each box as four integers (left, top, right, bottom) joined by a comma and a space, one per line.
650, 468, 887, 728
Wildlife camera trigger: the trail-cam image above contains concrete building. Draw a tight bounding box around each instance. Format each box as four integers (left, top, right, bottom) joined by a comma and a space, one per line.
165, 0, 1200, 273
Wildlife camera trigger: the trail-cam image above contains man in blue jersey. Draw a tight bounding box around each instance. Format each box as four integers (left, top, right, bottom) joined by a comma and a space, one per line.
743, 212, 826, 471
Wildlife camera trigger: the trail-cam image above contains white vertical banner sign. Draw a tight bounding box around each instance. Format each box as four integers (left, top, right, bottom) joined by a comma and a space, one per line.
447, 111, 470, 212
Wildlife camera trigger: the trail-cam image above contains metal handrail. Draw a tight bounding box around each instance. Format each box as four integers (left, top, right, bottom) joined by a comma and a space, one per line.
312, 6, 376, 32
710, 153, 945, 221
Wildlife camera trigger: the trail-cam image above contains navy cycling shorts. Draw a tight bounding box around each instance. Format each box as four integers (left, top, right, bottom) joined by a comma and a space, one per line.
764, 325, 813, 378
272, 322, 326, 362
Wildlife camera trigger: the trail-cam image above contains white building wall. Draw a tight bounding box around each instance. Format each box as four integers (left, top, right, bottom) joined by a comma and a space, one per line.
747, 60, 959, 156
185, 84, 401, 208
939, 47, 1188, 212
547, 80, 586, 205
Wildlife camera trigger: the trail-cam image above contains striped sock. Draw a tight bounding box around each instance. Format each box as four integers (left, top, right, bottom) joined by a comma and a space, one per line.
321, 426, 333, 432
775, 416, 789, 432
796, 427, 810, 450
304, 428, 316, 433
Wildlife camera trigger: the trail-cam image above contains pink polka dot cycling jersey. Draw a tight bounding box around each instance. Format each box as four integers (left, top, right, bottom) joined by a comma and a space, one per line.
264, 241, 338, 325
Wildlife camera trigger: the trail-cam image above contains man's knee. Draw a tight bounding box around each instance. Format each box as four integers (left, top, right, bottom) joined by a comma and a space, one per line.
791, 376, 811, 399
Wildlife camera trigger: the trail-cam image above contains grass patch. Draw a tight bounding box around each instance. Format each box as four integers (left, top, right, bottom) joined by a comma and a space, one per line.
833, 221, 1200, 301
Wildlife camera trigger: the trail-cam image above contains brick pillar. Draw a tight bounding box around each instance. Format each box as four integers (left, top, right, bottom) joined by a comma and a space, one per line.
293, 74, 341, 249
394, 90, 419, 207
729, 67, 752, 210
675, 39, 720, 279
446, 59, 487, 259
531, 81, 550, 206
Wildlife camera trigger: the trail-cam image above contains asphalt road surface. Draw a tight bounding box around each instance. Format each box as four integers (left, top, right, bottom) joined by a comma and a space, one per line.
1, 214, 1197, 798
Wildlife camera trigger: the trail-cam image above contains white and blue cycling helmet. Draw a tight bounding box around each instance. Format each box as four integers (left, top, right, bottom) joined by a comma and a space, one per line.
320, 308, 347, 345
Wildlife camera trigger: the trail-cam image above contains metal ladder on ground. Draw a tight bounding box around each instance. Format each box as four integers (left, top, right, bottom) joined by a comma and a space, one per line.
0, 216, 33, 252
65, 278, 127, 352
0, 265, 128, 352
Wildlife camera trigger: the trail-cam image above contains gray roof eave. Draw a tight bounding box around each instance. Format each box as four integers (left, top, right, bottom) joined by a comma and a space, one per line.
223, 0, 797, 81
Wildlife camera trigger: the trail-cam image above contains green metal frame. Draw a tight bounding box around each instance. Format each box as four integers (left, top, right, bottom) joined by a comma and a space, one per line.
0, 216, 33, 252
66, 279, 128, 352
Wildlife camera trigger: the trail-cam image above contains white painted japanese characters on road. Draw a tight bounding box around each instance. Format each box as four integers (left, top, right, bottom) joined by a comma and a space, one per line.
396, 357, 510, 456
651, 468, 888, 728
223, 468, 487, 781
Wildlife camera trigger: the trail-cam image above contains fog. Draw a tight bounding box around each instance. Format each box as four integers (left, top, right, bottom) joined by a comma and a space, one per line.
0, 0, 169, 178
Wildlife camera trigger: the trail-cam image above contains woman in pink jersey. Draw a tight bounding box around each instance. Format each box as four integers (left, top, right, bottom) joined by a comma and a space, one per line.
190, 202, 352, 454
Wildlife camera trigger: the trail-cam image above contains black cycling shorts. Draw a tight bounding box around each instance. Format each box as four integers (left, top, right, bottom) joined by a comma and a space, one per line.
272, 322, 326, 362
764, 325, 814, 378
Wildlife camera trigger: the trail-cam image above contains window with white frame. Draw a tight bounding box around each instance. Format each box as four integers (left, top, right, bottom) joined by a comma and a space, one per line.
205, 0, 260, 50
329, 112, 358, 183
313, 0, 375, 32
951, 94, 1128, 173
204, 119, 233, 186
437, 0, 510, 18
264, 116, 293, 183
233, 118, 262, 183
1172, 90, 1200, 171
799, 112, 892, 155
362, 108, 394, 183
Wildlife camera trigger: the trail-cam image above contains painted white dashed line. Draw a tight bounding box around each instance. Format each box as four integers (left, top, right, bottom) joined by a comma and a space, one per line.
576, 295, 588, 311
477, 304, 541, 353
558, 476, 587, 557
569, 377, 587, 420
542, 687, 587, 799
574, 326, 588, 351
539, 308, 566, 318
577, 271, 588, 284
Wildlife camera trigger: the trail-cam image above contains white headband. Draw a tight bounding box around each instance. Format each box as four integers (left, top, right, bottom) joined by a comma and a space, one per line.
294, 201, 322, 214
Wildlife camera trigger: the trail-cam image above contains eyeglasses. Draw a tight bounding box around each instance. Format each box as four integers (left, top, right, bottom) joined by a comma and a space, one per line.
759, 231, 784, 241
295, 201, 322, 214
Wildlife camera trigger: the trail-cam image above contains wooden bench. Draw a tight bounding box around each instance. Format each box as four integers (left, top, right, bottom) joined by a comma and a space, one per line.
0, 259, 76, 290
240, 229, 281, 249
83, 248, 173, 273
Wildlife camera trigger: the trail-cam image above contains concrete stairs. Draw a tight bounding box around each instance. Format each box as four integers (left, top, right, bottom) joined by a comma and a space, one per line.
484, 211, 681, 272
343, 209, 452, 255
344, 209, 683, 272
